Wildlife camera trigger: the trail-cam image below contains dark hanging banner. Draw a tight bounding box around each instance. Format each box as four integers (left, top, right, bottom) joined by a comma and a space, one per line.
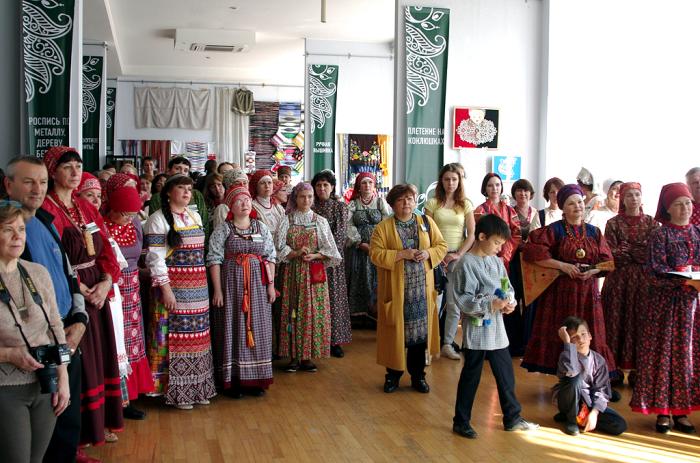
404, 6, 450, 209
309, 64, 338, 174
106, 86, 116, 157
81, 56, 103, 173
22, 0, 76, 157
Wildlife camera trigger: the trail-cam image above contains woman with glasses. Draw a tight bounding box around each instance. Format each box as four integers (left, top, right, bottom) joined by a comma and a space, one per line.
0, 201, 70, 463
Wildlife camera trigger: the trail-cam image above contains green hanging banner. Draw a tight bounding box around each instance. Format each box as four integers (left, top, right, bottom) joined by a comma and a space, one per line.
105, 87, 116, 157
404, 6, 450, 209
22, 0, 76, 157
81, 56, 103, 173
309, 64, 338, 174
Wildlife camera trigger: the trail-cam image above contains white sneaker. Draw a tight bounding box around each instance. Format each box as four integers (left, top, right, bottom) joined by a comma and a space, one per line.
441, 344, 461, 360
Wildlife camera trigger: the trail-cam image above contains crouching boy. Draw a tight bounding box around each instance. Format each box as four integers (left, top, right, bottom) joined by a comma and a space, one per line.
554, 316, 627, 436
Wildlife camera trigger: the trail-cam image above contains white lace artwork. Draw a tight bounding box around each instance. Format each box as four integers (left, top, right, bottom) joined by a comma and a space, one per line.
22, 0, 73, 103
82, 57, 101, 123
456, 119, 497, 146
308, 65, 337, 134
405, 7, 447, 114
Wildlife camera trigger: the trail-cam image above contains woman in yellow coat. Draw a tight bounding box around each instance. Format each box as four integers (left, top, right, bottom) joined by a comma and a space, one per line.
370, 184, 448, 393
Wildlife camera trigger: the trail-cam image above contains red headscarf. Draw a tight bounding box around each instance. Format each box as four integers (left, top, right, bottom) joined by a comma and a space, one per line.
225, 185, 252, 210
618, 182, 642, 215
106, 173, 138, 196
655, 182, 692, 224
350, 172, 376, 201
249, 170, 273, 198
108, 186, 142, 213
43, 146, 80, 178
77, 172, 101, 195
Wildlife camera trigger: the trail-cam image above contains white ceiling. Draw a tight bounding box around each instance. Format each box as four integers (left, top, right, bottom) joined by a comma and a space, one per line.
84, 0, 395, 85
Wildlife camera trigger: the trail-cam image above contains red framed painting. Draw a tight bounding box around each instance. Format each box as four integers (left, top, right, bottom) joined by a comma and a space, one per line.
453, 107, 499, 149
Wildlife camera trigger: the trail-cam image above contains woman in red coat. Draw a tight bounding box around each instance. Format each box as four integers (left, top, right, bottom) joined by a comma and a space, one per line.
522, 184, 616, 375
42, 146, 123, 447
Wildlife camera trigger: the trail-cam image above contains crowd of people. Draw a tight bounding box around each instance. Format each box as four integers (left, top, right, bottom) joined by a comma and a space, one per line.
0, 148, 699, 461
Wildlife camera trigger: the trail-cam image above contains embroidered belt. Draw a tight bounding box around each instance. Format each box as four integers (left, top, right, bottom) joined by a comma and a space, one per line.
72, 260, 96, 271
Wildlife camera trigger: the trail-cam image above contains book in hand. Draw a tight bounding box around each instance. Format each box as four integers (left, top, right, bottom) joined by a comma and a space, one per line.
665, 271, 700, 280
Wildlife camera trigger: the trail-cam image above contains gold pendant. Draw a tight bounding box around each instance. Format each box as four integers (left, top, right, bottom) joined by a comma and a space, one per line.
576, 248, 586, 259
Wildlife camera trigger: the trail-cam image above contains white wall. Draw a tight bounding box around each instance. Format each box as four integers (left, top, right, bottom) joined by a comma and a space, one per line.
545, 0, 700, 207
304, 39, 395, 177
394, 0, 545, 206
113, 80, 303, 154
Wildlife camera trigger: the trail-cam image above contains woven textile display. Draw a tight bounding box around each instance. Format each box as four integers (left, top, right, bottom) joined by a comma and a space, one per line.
249, 101, 279, 170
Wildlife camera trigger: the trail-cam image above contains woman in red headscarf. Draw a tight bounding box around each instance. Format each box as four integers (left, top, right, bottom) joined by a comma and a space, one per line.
600, 183, 659, 385
250, 170, 285, 232
631, 183, 700, 434
346, 173, 391, 321
104, 186, 155, 418
521, 184, 616, 375
473, 173, 521, 269
41, 146, 123, 447
77, 172, 103, 210
207, 186, 277, 397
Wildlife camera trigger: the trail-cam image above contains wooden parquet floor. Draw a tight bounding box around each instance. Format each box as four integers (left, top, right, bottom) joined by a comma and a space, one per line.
88, 329, 700, 462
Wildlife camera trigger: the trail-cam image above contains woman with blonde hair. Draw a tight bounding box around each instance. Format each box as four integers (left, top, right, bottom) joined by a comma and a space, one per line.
424, 163, 475, 360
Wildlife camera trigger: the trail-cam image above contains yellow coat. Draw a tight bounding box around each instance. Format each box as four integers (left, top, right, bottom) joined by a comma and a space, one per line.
370, 214, 448, 371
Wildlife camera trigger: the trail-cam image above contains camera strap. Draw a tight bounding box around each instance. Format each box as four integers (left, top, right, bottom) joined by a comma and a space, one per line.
0, 263, 60, 346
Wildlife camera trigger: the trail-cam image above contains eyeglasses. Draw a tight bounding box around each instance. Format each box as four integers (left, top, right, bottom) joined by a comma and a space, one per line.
0, 200, 23, 209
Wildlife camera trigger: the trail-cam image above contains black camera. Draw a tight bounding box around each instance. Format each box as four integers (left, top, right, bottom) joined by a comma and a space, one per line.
30, 344, 71, 394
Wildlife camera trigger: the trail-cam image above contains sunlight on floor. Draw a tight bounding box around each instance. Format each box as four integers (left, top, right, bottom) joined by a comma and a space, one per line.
518, 427, 700, 463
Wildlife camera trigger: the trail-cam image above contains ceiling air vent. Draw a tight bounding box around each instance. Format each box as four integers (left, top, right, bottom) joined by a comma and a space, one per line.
175, 28, 255, 53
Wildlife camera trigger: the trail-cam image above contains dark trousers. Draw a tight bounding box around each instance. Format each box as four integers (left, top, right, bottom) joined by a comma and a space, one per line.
454, 347, 522, 427
44, 351, 82, 463
556, 374, 627, 435
386, 343, 426, 380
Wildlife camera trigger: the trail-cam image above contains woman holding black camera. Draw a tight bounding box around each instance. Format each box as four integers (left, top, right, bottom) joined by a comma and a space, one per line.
0, 201, 70, 462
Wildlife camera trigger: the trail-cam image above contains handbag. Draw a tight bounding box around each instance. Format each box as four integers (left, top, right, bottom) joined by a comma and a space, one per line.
309, 260, 327, 284
421, 214, 447, 294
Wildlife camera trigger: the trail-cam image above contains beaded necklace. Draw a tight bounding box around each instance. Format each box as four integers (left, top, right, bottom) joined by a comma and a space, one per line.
564, 221, 587, 259
48, 191, 95, 256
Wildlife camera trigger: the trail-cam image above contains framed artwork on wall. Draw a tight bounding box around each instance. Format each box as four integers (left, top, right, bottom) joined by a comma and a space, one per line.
492, 155, 521, 181
453, 107, 499, 149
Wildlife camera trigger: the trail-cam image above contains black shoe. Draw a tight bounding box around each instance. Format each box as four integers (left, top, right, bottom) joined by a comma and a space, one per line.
656, 415, 671, 434
383, 375, 399, 393
610, 389, 621, 402
224, 387, 244, 399
411, 377, 430, 393
553, 412, 567, 423
673, 415, 697, 434
123, 405, 146, 420
299, 361, 318, 372
504, 418, 540, 432
283, 361, 299, 373
244, 387, 265, 397
453, 423, 478, 439
564, 423, 580, 436
330, 345, 345, 358
610, 370, 624, 388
